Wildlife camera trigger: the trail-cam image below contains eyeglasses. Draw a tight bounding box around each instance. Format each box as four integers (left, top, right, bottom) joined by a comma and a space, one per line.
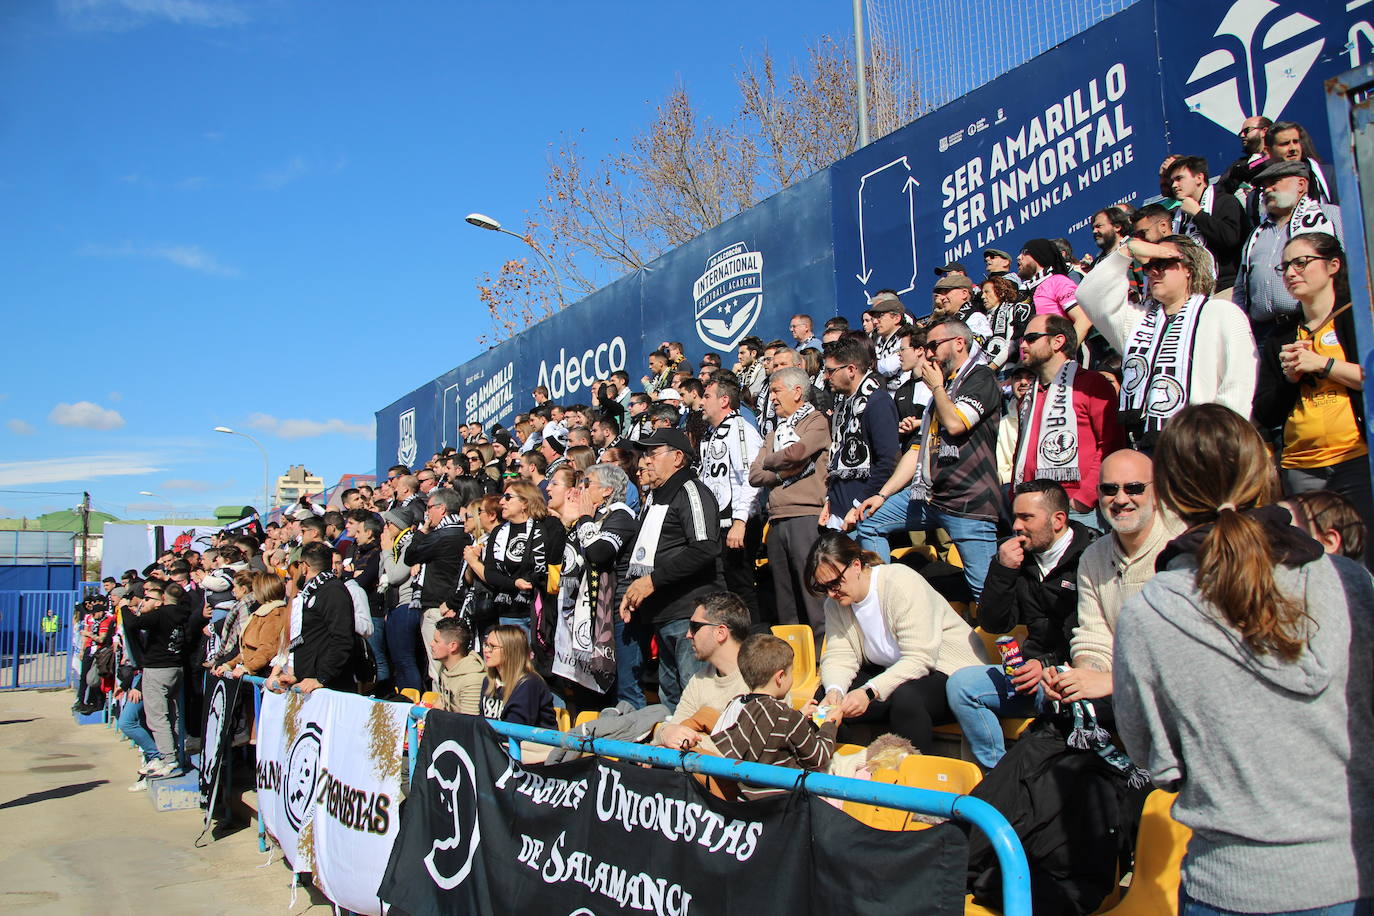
482, 641, 501, 651
812, 563, 851, 595
1140, 258, 1183, 275
687, 619, 722, 636
1097, 481, 1151, 496
923, 337, 958, 352
822, 364, 852, 377
1275, 255, 1331, 274
1020, 331, 1052, 344
499, 493, 524, 502
387, 476, 401, 482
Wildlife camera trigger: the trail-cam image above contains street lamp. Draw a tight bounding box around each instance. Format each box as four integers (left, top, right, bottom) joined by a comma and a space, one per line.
137, 491, 174, 518
213, 426, 271, 516
464, 212, 567, 308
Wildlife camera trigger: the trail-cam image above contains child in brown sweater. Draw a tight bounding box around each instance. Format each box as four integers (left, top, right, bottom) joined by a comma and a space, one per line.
712, 634, 841, 799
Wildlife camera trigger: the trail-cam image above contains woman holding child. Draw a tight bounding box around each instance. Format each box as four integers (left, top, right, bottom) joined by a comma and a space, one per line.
806, 532, 990, 752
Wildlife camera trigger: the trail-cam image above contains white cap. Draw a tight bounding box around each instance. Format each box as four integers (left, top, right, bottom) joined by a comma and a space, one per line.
656, 388, 681, 402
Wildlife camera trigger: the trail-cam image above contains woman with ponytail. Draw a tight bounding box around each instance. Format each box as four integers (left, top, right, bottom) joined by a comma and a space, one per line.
1114, 403, 1374, 916
1255, 231, 1372, 568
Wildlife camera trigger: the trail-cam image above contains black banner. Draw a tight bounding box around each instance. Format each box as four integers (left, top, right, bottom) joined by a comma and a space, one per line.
380, 712, 968, 915
198, 674, 242, 822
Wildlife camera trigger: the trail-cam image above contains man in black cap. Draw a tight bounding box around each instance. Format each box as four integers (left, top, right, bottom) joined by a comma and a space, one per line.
933, 261, 967, 278
982, 249, 1021, 288
1233, 159, 1342, 343
933, 274, 995, 362
620, 428, 724, 711
1018, 238, 1092, 347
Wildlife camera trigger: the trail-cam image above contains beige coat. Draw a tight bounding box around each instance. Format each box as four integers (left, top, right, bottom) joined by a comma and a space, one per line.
437, 652, 486, 716
819, 564, 990, 701
227, 599, 288, 675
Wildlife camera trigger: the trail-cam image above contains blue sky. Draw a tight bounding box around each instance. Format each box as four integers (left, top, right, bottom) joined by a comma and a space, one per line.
0, 0, 848, 520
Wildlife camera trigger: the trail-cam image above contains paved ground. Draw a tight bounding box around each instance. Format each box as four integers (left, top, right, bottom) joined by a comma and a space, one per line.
0, 688, 331, 914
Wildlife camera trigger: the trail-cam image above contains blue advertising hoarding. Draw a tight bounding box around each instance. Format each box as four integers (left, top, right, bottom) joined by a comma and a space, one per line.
378, 0, 1366, 473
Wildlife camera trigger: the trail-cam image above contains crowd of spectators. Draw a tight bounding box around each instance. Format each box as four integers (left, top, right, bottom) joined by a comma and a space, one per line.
71, 115, 1373, 915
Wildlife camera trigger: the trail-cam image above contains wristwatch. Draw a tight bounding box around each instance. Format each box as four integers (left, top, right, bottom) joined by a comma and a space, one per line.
1318, 357, 1336, 379
863, 685, 879, 702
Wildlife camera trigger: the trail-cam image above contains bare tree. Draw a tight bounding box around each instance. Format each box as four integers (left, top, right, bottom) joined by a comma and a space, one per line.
478, 33, 919, 338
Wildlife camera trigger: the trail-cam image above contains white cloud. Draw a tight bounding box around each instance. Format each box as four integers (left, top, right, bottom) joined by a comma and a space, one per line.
247, 412, 375, 440
78, 241, 238, 276
160, 477, 230, 492
59, 0, 249, 30
49, 401, 126, 430
0, 454, 165, 487
257, 156, 310, 191
7, 419, 36, 435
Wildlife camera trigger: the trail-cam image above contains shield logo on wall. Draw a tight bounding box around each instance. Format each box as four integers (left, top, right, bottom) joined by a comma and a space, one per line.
398, 408, 418, 468
693, 242, 764, 352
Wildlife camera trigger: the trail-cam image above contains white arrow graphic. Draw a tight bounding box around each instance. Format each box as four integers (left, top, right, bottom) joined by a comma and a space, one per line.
899, 175, 920, 295
855, 156, 910, 287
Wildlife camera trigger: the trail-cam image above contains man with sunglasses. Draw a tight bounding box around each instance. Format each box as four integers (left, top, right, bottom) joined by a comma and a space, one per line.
1077, 232, 1256, 451
1042, 450, 1182, 708
1011, 314, 1124, 531
852, 319, 1002, 600
821, 336, 900, 532
652, 592, 750, 750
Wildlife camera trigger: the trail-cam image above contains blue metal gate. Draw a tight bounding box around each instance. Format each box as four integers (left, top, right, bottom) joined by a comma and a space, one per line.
0, 590, 79, 690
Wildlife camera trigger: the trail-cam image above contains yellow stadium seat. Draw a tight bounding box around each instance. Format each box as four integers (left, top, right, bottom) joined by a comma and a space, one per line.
841, 768, 907, 830
834, 743, 866, 758
420, 691, 440, 707
555, 707, 571, 732
771, 624, 820, 708
964, 895, 1000, 915
574, 710, 599, 729
400, 688, 421, 703
756, 523, 770, 569
898, 754, 982, 795
947, 542, 963, 568
1095, 791, 1190, 915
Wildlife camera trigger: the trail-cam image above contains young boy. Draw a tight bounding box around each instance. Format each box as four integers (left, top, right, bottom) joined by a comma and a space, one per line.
429, 618, 484, 715
712, 634, 841, 798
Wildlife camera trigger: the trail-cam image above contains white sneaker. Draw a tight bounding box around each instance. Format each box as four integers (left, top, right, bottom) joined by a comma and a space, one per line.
136, 759, 160, 776
144, 759, 176, 779
127, 776, 149, 792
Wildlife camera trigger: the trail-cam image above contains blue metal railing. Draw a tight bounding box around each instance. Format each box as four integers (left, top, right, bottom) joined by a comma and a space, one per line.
0, 589, 78, 690
242, 675, 1031, 915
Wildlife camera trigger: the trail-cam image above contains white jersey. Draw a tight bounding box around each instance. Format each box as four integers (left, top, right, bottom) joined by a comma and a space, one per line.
696, 413, 762, 525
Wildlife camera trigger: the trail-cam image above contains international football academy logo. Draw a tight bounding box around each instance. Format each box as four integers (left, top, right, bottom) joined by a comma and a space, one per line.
693, 242, 764, 353
397, 408, 418, 467
1182, 0, 1323, 134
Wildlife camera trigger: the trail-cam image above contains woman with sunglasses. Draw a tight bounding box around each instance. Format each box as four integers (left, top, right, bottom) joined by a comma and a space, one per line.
1075, 232, 1256, 450
1115, 404, 1374, 916
805, 531, 990, 752
1255, 233, 1371, 567
463, 481, 565, 663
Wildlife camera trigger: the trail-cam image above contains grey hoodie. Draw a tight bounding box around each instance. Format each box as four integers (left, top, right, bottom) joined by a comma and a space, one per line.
1114, 551, 1374, 912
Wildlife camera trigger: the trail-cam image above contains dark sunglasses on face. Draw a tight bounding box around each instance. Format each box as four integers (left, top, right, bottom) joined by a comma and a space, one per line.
923, 337, 957, 352
687, 619, 722, 636
1098, 481, 1151, 496
1141, 257, 1183, 274
1020, 332, 1052, 344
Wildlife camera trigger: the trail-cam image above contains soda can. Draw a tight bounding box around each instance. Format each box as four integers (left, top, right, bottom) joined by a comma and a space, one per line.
996, 635, 1024, 677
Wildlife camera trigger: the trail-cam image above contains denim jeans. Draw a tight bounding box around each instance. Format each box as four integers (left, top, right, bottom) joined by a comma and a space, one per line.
654, 618, 708, 713
853, 488, 999, 599
385, 604, 424, 692
368, 616, 391, 685
117, 694, 159, 762
1069, 505, 1103, 533
945, 664, 1049, 769
614, 616, 649, 709
1180, 888, 1371, 916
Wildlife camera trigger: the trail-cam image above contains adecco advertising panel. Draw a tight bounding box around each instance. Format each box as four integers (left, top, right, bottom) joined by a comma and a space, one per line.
830, 0, 1168, 322
380, 0, 1367, 473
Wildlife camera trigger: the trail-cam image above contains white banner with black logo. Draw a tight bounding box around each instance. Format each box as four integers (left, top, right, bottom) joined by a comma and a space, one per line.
256, 688, 409, 915
199, 674, 243, 823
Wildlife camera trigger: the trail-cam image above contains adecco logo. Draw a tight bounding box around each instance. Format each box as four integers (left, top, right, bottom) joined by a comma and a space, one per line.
536, 336, 627, 400
1183, 0, 1324, 133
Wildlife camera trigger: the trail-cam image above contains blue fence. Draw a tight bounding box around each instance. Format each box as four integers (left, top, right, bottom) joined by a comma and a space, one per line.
0, 589, 78, 690
242, 675, 1031, 916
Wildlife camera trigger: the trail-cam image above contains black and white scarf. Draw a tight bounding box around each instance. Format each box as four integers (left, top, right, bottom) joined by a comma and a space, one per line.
912, 357, 980, 502
1120, 294, 1206, 439
874, 331, 903, 386
1173, 184, 1215, 246
1239, 195, 1338, 279
1022, 267, 1052, 292
553, 504, 630, 693
412, 514, 463, 593
628, 500, 668, 579
771, 403, 819, 487
1013, 361, 1081, 484
755, 386, 777, 440
829, 372, 882, 480
490, 519, 546, 609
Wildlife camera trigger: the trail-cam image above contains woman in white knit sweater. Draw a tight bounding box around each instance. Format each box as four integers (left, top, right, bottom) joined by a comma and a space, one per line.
1075, 233, 1256, 450
807, 531, 990, 752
